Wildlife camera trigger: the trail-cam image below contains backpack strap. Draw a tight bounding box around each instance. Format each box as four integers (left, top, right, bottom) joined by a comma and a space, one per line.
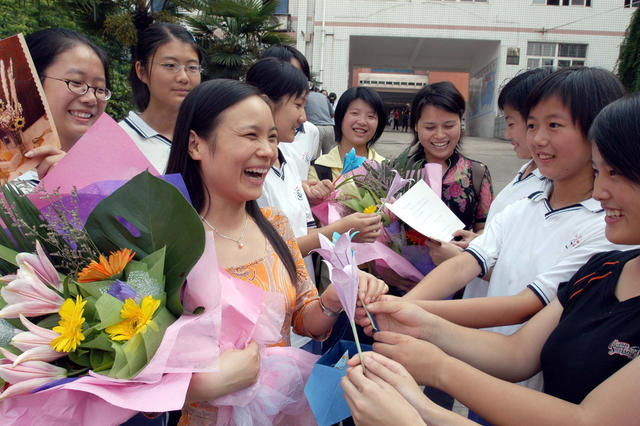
470, 160, 485, 197
311, 162, 333, 181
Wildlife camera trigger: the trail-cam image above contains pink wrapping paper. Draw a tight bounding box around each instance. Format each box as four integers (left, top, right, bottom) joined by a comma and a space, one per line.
352, 241, 424, 282
1, 232, 318, 425
38, 114, 159, 194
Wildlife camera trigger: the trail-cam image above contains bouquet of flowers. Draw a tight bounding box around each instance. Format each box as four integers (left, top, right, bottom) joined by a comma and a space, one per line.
0, 171, 206, 397
312, 148, 442, 284
0, 115, 318, 425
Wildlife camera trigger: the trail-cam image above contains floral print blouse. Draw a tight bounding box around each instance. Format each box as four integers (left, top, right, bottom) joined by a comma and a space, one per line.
441, 152, 494, 230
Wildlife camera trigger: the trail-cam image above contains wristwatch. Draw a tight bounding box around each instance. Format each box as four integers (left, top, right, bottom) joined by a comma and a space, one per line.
319, 294, 343, 317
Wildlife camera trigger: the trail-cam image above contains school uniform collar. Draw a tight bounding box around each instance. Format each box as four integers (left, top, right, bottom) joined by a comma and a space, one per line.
271, 148, 288, 180
313, 146, 384, 168
123, 111, 171, 146
528, 180, 603, 214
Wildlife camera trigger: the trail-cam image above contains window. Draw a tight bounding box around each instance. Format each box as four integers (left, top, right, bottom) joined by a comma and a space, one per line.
527, 42, 587, 69
506, 47, 520, 65
533, 0, 591, 5
625, 0, 640, 7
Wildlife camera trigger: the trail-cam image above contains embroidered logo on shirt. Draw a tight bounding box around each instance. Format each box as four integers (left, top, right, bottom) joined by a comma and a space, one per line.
565, 233, 582, 250
295, 186, 304, 201
608, 339, 640, 360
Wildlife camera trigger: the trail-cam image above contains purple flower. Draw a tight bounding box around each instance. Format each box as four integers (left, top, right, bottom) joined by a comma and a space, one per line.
313, 231, 359, 321
385, 170, 414, 204
107, 280, 137, 302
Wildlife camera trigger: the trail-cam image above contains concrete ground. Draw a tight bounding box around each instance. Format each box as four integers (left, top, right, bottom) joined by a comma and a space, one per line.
375, 128, 526, 193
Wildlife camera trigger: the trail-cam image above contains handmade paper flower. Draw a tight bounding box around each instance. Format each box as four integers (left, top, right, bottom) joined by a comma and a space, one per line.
50, 295, 86, 353
0, 245, 65, 318
0, 347, 67, 400
340, 147, 366, 176
106, 295, 160, 341
384, 170, 414, 204
107, 280, 137, 302
77, 248, 135, 282
11, 315, 67, 365
313, 231, 366, 368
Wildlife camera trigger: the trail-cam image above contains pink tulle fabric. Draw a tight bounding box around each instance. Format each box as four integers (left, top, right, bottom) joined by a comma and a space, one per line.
0, 232, 318, 425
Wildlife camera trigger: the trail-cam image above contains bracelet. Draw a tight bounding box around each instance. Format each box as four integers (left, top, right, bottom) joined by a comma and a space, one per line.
318, 294, 343, 317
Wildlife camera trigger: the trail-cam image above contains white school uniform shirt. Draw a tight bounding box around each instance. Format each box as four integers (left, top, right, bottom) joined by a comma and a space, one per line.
463, 161, 547, 299
257, 148, 317, 281
465, 181, 634, 390
119, 111, 171, 173
279, 121, 320, 180
467, 180, 630, 331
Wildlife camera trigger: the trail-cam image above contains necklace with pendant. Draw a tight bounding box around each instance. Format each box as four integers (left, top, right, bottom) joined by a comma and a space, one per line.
201, 212, 248, 249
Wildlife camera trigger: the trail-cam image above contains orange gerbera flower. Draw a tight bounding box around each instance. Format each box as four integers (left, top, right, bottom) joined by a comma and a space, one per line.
406, 229, 427, 246
77, 248, 135, 282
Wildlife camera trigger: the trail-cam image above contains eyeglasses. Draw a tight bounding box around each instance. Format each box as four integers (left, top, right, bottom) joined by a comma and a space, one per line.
150, 62, 203, 75
43, 76, 112, 101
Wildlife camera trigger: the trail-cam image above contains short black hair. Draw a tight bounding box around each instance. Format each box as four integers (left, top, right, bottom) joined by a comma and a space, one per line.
409, 81, 465, 159
26, 28, 110, 88
589, 94, 640, 185
261, 44, 311, 80
130, 22, 203, 111
498, 68, 553, 117
245, 57, 308, 104
334, 87, 387, 149
165, 79, 298, 285
525, 67, 626, 137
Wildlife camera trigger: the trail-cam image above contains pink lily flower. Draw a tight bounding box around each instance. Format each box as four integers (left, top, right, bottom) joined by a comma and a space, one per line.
0, 243, 64, 318
15, 241, 62, 291
10, 315, 67, 365
0, 347, 66, 400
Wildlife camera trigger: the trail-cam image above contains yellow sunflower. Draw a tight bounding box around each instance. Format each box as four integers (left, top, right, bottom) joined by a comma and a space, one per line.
50, 295, 86, 352
77, 248, 135, 282
106, 295, 161, 342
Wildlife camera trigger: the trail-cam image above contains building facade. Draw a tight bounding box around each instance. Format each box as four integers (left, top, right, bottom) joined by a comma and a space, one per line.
276, 0, 636, 137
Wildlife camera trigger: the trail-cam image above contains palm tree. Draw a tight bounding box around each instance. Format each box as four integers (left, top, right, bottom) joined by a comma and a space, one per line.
186, 0, 293, 79
617, 6, 640, 93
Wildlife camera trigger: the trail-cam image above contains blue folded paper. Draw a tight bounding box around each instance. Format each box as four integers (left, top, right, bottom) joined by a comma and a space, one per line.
304, 340, 373, 426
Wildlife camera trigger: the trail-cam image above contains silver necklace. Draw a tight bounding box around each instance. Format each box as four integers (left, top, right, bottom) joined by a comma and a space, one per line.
201, 213, 248, 249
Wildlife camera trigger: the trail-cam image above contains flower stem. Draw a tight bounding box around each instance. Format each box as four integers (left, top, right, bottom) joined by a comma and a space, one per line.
360, 298, 379, 333
349, 319, 366, 374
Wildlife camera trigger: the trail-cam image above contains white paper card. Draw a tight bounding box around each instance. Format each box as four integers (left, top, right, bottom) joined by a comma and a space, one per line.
385, 180, 465, 242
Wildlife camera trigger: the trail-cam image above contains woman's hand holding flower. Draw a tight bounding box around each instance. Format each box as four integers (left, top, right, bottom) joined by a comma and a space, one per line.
355, 295, 432, 338
342, 213, 382, 243
356, 270, 388, 304
341, 352, 426, 426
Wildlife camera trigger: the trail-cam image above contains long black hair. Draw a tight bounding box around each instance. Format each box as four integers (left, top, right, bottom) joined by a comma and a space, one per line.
334, 87, 387, 149
165, 79, 297, 283
409, 81, 465, 160
245, 57, 308, 105
26, 28, 110, 88
589, 94, 640, 185
525, 67, 626, 137
130, 22, 203, 111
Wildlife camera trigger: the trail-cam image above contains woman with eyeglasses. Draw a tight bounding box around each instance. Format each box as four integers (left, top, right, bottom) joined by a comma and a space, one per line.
23, 28, 111, 178
119, 23, 203, 173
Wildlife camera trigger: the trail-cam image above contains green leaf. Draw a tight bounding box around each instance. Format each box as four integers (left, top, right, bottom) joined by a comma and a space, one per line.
84, 172, 205, 316
94, 293, 125, 329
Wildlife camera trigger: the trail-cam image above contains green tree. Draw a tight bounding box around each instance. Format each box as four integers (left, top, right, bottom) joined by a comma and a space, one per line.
618, 6, 640, 93
186, 0, 292, 80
